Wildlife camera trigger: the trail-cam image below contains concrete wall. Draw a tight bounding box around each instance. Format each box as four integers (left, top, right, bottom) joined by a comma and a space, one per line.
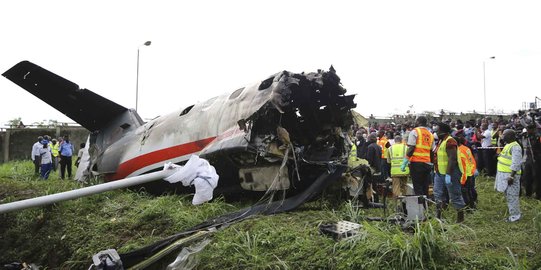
0, 132, 5, 164
0, 127, 90, 163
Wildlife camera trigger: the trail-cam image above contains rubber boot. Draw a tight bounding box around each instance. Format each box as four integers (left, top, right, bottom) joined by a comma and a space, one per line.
456, 208, 465, 223
436, 202, 443, 219
442, 202, 449, 211
468, 199, 476, 211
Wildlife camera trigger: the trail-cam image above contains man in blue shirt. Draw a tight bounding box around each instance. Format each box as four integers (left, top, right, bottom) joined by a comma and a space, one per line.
59, 135, 74, 180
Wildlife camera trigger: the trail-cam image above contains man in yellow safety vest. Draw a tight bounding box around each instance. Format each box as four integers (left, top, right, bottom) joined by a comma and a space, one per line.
495, 129, 522, 222
433, 122, 466, 223
387, 135, 409, 198
50, 138, 60, 172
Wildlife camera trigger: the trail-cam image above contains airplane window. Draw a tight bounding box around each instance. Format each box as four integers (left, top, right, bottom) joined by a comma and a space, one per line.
180, 105, 194, 116
258, 76, 274, 90
229, 87, 244, 99
201, 97, 218, 112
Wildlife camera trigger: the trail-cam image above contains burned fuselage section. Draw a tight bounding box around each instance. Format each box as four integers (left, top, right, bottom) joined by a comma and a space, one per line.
88, 67, 356, 195
199, 67, 356, 194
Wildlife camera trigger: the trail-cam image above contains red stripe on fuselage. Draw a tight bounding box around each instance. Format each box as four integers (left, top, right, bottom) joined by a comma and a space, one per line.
107, 137, 216, 180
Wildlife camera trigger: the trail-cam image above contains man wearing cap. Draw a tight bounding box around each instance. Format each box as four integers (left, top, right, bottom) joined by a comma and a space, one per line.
39, 139, 53, 179
433, 122, 466, 222
495, 129, 523, 222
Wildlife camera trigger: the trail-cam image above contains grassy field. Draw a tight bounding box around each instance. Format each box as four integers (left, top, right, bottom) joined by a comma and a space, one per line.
0, 161, 540, 269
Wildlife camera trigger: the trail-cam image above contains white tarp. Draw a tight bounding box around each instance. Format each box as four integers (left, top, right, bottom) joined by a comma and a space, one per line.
75, 136, 91, 183
163, 155, 219, 205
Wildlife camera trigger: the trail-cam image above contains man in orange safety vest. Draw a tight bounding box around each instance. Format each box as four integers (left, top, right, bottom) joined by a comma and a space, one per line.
402, 116, 434, 196
456, 136, 478, 209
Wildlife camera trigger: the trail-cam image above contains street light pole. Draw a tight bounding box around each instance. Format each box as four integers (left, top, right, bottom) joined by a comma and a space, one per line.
483, 56, 495, 115
136, 41, 152, 112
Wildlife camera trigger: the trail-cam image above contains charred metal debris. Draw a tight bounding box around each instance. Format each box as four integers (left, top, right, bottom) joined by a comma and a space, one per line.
224, 67, 356, 192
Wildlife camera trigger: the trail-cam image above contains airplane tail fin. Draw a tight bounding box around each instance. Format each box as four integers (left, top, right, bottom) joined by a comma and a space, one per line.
2, 61, 142, 132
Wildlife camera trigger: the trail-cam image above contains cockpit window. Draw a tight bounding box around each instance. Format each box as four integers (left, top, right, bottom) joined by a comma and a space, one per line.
180, 105, 194, 116
258, 76, 274, 90
229, 88, 244, 99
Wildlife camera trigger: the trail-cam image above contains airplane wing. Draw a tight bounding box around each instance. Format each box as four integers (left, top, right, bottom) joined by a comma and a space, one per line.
2, 61, 128, 131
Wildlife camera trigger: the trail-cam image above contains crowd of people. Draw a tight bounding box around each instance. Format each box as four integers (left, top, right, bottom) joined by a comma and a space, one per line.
31, 135, 85, 180
350, 109, 541, 223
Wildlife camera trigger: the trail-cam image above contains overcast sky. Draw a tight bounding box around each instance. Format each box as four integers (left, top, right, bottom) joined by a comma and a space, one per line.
1, 0, 540, 127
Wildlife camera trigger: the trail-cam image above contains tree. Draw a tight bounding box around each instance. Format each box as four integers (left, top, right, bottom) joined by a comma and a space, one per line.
32, 119, 60, 128
47, 120, 59, 128
32, 120, 47, 128
7, 117, 23, 128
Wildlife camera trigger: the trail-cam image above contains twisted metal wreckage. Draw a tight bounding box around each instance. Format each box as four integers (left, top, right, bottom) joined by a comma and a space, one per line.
2, 61, 360, 268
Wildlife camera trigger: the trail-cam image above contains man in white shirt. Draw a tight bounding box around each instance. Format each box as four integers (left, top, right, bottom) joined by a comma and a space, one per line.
478, 123, 496, 176
31, 136, 43, 176
75, 143, 85, 167
480, 125, 492, 148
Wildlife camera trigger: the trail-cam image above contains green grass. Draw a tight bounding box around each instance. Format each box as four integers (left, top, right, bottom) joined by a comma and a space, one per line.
1, 161, 540, 269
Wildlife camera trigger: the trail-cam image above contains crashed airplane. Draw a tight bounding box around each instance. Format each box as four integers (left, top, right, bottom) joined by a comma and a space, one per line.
3, 61, 360, 267
3, 61, 357, 198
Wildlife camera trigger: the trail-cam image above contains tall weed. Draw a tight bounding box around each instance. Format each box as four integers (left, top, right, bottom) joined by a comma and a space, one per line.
534, 207, 541, 239
363, 219, 457, 270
